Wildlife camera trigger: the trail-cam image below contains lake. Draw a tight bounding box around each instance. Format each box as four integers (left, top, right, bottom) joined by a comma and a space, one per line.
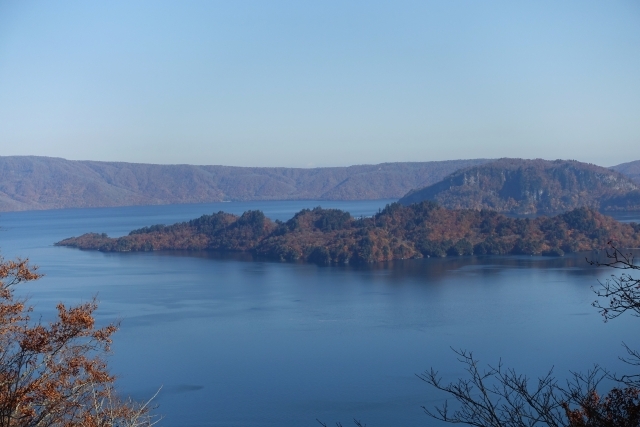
1, 200, 638, 427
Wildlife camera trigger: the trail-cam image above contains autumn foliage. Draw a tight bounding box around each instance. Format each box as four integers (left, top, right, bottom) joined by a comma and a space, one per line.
57, 203, 640, 265
563, 388, 640, 427
0, 257, 155, 427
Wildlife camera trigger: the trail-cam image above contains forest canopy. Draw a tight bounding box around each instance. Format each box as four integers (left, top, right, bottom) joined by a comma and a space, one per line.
56, 203, 640, 265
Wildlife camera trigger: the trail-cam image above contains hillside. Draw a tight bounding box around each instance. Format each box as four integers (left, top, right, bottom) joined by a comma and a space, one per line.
399, 159, 639, 214
0, 156, 492, 212
55, 202, 640, 263
611, 160, 640, 185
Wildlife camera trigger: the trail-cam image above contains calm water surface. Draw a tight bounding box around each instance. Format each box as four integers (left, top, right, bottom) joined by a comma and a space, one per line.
1, 201, 638, 427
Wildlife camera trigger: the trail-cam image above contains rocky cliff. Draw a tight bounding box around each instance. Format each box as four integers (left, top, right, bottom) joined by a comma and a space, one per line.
399, 159, 638, 214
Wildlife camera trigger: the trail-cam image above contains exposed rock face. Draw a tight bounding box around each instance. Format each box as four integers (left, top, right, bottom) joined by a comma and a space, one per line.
399, 159, 639, 214
611, 160, 640, 185
0, 156, 492, 211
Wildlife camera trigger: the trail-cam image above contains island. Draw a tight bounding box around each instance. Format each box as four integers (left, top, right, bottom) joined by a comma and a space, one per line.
55, 202, 640, 264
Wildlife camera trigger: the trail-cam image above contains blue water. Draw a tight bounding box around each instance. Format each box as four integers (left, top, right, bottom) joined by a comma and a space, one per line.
0, 201, 638, 427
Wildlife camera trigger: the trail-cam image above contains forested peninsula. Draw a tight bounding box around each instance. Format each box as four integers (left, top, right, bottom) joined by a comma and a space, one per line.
55, 202, 640, 264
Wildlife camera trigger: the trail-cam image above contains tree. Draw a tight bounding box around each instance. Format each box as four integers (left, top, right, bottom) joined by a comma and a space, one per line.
420, 244, 640, 427
0, 257, 157, 427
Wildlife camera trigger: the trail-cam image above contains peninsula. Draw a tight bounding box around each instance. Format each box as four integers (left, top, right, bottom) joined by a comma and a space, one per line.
56, 202, 640, 264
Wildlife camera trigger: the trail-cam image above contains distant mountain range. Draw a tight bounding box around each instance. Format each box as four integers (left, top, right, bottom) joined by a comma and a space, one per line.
0, 156, 492, 211
399, 158, 640, 214
3, 156, 640, 214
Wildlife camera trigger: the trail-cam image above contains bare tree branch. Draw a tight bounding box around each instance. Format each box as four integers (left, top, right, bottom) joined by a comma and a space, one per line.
588, 243, 640, 321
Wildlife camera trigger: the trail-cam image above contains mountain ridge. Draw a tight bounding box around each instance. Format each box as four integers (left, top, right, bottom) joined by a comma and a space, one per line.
0, 156, 493, 212
3, 156, 640, 213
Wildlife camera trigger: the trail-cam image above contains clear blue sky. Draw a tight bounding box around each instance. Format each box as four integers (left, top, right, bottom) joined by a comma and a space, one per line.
1, 1, 639, 167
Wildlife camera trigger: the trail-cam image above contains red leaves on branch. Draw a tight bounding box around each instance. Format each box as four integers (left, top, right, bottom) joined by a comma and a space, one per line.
0, 257, 156, 427
564, 388, 640, 427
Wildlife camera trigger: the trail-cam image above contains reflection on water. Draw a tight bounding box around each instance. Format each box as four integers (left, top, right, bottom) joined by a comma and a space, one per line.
165, 248, 602, 279
0, 201, 638, 427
